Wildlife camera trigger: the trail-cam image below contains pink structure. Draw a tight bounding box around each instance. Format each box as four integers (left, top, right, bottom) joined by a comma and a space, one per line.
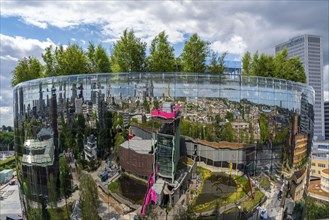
151, 104, 180, 119
141, 165, 158, 216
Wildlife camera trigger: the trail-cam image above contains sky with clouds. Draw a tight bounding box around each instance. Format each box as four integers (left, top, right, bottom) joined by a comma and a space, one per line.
0, 1, 328, 126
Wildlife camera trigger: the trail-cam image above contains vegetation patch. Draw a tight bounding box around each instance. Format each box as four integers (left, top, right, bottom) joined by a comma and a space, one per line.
240, 189, 265, 212
259, 175, 271, 190
304, 196, 329, 220
177, 156, 194, 170
48, 202, 73, 220
26, 202, 73, 220
108, 180, 120, 193
192, 168, 249, 213
0, 156, 16, 171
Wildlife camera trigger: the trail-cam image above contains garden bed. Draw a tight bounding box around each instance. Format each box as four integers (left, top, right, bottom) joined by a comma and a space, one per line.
192, 167, 249, 213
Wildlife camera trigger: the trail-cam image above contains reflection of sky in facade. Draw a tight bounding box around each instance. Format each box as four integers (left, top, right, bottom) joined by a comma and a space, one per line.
15, 73, 314, 113
223, 60, 241, 68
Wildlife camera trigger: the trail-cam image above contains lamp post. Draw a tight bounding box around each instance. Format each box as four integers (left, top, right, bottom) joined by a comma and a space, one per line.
237, 205, 241, 220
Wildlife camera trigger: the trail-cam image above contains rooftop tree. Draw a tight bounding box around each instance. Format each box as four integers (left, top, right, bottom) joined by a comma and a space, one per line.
11, 57, 43, 86
111, 29, 147, 72
181, 33, 209, 73
148, 31, 176, 72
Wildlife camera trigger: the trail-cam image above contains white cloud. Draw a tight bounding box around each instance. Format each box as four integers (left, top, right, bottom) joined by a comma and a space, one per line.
210, 35, 247, 57
0, 34, 55, 59
2, 1, 326, 62
0, 55, 18, 62
0, 34, 58, 126
0, 107, 13, 126
323, 65, 329, 101
0, 107, 11, 114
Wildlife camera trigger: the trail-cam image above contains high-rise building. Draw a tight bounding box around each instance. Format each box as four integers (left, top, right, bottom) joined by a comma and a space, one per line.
325, 101, 329, 140
275, 35, 324, 140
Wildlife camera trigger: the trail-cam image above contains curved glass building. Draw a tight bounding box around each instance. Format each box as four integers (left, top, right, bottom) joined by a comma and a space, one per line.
13, 73, 314, 216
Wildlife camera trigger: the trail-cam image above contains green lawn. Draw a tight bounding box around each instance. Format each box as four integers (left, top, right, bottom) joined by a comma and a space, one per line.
259, 176, 271, 190
240, 189, 265, 212
108, 180, 120, 193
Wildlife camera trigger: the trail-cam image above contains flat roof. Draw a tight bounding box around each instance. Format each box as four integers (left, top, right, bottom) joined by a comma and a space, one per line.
121, 137, 155, 154
24, 139, 52, 150
0, 184, 23, 219
22, 138, 54, 166
196, 139, 255, 150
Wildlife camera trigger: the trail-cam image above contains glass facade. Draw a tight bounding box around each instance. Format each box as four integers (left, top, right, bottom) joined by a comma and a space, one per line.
13, 72, 315, 212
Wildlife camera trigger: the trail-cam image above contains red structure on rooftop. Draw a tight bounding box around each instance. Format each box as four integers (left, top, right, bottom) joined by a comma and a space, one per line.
151, 102, 180, 119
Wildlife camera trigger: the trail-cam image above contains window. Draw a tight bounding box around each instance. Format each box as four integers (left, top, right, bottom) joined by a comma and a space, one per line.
312, 163, 316, 166
318, 171, 321, 174
318, 163, 326, 168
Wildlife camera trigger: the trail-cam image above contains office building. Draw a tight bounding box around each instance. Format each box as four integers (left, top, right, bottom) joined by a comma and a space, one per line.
275, 35, 324, 140
325, 101, 329, 140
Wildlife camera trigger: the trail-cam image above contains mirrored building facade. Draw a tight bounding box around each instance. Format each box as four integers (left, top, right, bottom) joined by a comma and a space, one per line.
13, 73, 314, 207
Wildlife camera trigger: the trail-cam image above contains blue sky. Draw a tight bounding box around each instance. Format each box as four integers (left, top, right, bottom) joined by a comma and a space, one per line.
0, 1, 328, 126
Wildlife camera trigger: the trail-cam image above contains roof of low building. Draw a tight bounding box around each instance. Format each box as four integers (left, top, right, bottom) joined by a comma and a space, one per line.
120, 136, 155, 154
196, 139, 255, 150
22, 138, 54, 166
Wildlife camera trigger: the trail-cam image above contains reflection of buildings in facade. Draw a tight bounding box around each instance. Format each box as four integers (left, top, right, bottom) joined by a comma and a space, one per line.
223, 60, 241, 75
155, 103, 181, 182
290, 168, 307, 201
287, 92, 315, 201
84, 134, 97, 161
21, 130, 55, 196
321, 169, 329, 193
275, 35, 324, 140
120, 137, 155, 178
290, 133, 308, 168
184, 138, 256, 171
325, 101, 329, 140
13, 73, 315, 205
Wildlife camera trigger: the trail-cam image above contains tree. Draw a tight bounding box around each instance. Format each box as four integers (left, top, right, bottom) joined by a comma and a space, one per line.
249, 122, 255, 144
242, 48, 306, 83
149, 31, 176, 72
42, 45, 57, 77
76, 114, 86, 157
43, 44, 90, 76
79, 173, 100, 220
59, 157, 72, 214
86, 42, 97, 73
181, 33, 209, 73
222, 122, 234, 142
225, 111, 234, 122
242, 51, 251, 75
111, 29, 147, 72
11, 57, 43, 86
259, 113, 270, 143
47, 174, 57, 208
95, 44, 111, 72
217, 51, 228, 74
62, 44, 89, 74
209, 51, 220, 73
87, 42, 111, 73
250, 51, 260, 76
